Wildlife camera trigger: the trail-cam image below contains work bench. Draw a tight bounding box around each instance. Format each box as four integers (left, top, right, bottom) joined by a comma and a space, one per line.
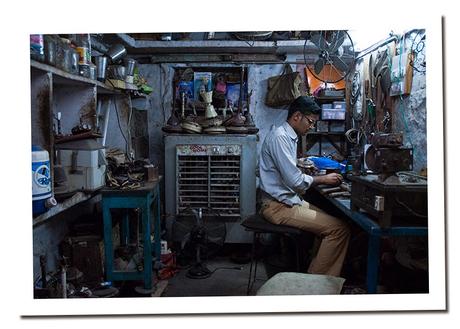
313, 184, 428, 293
101, 178, 162, 292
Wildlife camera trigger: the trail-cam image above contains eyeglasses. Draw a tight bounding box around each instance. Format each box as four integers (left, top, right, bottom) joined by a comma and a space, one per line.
303, 115, 316, 126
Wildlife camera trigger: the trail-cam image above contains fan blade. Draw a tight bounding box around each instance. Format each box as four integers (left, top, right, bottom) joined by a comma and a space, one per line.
310, 32, 327, 49
314, 58, 326, 75
180, 232, 191, 250
328, 31, 346, 53
330, 55, 349, 73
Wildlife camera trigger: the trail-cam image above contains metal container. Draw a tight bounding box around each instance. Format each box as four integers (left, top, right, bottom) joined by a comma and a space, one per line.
95, 56, 108, 82
89, 64, 97, 80
106, 44, 126, 63
108, 65, 126, 80
124, 58, 136, 76
76, 46, 90, 65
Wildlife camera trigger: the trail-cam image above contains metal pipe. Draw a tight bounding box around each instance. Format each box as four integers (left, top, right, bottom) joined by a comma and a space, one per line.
356, 34, 398, 59
102, 98, 112, 147
239, 65, 245, 113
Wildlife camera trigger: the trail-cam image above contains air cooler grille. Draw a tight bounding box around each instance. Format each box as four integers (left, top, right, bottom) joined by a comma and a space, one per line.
177, 146, 241, 221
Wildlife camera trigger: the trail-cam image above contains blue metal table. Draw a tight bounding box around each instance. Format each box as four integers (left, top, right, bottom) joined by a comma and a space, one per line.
101, 179, 162, 291
314, 186, 428, 293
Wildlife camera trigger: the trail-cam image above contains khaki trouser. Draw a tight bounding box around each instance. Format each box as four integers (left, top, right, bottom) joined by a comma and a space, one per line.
261, 199, 350, 277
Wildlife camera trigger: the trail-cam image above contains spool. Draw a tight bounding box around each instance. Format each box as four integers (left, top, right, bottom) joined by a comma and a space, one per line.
32, 145, 52, 216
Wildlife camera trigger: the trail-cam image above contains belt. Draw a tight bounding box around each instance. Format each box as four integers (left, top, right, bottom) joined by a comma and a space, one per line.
259, 189, 277, 204
259, 190, 295, 208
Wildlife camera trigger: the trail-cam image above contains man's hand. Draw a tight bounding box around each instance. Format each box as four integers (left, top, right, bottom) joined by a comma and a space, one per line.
313, 173, 343, 186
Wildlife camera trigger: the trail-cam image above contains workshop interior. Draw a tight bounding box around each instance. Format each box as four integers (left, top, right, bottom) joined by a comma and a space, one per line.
30, 29, 428, 298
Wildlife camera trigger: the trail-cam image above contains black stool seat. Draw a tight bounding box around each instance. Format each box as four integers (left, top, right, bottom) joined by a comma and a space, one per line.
242, 214, 304, 235
241, 213, 312, 295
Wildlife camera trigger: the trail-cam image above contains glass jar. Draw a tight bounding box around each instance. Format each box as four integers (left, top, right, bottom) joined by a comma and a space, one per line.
30, 34, 45, 62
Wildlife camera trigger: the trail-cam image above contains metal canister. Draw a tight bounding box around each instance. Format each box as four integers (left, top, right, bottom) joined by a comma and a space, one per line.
96, 56, 108, 82
76, 46, 90, 65
88, 64, 97, 80
106, 44, 127, 63
124, 58, 136, 76
144, 164, 159, 182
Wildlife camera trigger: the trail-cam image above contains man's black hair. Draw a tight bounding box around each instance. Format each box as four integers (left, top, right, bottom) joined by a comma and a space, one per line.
287, 96, 321, 119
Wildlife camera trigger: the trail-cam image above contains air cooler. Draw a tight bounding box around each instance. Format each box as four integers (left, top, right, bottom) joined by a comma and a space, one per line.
165, 134, 257, 243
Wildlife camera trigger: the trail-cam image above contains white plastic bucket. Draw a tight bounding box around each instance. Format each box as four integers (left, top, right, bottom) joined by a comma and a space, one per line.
32, 145, 52, 215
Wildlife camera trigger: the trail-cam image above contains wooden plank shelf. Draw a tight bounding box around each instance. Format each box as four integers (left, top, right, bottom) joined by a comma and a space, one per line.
33, 192, 100, 228
30, 60, 118, 94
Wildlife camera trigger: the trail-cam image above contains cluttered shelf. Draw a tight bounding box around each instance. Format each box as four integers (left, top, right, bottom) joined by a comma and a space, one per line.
314, 96, 345, 104
33, 192, 100, 228
31, 60, 117, 94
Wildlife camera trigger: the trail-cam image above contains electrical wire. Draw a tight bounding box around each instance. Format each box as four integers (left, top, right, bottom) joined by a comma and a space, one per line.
394, 197, 427, 218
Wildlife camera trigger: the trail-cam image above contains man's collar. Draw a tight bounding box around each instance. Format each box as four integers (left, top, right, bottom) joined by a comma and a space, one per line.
283, 121, 298, 141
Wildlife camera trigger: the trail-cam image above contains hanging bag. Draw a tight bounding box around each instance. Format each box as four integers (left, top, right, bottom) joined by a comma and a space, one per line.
265, 64, 305, 107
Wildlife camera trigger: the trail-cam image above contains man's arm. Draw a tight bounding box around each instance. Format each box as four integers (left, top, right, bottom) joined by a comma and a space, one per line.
312, 173, 343, 186
268, 135, 313, 193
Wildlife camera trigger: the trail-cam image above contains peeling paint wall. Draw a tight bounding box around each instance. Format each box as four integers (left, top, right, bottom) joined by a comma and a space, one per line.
393, 52, 427, 172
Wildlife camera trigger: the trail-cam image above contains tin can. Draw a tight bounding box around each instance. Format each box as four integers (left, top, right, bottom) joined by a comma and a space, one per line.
76, 46, 90, 65
144, 164, 159, 182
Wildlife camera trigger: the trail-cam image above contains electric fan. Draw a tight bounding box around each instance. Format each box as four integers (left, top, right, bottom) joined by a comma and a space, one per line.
305, 30, 356, 83
172, 208, 226, 279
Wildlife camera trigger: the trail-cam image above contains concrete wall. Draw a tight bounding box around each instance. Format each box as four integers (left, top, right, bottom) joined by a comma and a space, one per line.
392, 33, 427, 172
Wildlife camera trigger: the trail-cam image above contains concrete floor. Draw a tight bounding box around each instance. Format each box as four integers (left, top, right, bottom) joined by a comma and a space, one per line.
159, 238, 310, 297
112, 237, 428, 297
163, 256, 269, 297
